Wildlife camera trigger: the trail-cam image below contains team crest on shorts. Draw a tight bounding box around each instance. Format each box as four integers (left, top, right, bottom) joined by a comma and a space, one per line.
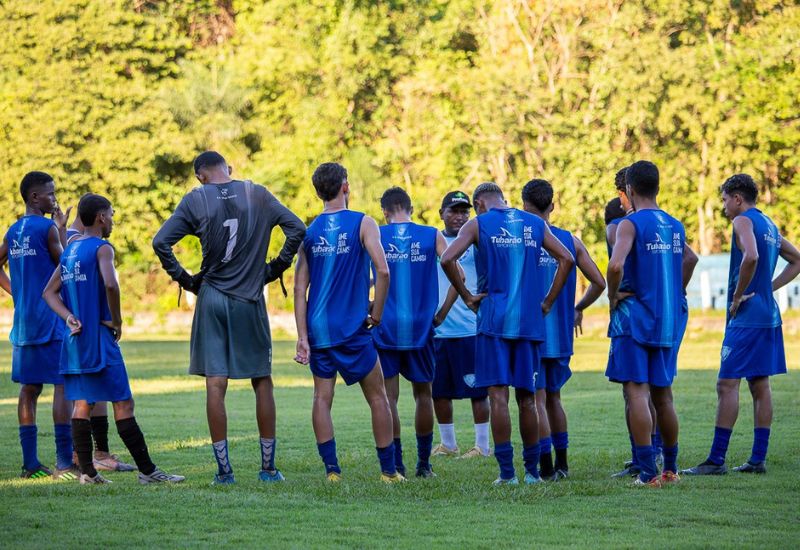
463, 374, 476, 388
721, 346, 732, 361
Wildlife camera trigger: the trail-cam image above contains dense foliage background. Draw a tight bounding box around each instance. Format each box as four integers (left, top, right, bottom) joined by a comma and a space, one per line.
1, 0, 798, 311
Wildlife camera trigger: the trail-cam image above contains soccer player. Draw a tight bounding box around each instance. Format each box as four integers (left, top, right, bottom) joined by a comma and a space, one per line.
431, 191, 491, 460
66, 215, 135, 473
372, 187, 450, 478
522, 179, 606, 480
606, 160, 697, 487
682, 174, 800, 476
293, 162, 403, 482
153, 151, 305, 484
42, 194, 184, 484
441, 182, 574, 485
0, 172, 75, 479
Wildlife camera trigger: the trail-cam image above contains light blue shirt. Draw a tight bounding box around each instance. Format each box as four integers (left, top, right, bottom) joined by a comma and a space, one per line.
435, 233, 478, 338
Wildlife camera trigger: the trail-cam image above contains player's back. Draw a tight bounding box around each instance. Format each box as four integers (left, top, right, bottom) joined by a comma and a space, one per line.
6, 215, 62, 346
59, 237, 118, 374
538, 225, 576, 358
304, 210, 370, 349
373, 222, 438, 349
727, 208, 782, 328
435, 235, 477, 338
624, 209, 685, 347
179, 180, 280, 301
475, 207, 546, 341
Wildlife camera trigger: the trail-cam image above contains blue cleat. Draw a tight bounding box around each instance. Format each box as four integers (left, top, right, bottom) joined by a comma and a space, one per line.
212, 473, 236, 485
259, 469, 286, 483
523, 472, 543, 485
492, 476, 519, 486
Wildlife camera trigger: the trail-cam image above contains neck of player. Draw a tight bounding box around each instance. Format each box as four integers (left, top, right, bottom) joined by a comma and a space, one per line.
323, 195, 348, 213
387, 212, 411, 224
632, 197, 659, 211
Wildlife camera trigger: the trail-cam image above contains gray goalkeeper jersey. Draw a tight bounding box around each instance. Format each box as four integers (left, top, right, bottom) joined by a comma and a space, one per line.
153, 180, 306, 302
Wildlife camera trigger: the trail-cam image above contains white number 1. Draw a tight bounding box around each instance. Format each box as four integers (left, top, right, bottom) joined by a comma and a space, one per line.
222, 218, 238, 263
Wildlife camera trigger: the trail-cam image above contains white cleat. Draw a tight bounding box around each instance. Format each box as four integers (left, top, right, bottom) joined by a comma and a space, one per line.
138, 468, 185, 484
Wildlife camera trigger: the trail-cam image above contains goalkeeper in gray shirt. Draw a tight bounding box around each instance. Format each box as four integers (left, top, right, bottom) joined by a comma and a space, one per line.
153, 151, 306, 484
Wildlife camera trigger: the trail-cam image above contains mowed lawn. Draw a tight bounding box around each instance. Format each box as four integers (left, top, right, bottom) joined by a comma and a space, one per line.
0, 336, 798, 548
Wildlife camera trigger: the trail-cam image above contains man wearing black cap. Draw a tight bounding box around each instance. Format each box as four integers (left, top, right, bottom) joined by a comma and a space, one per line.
430, 191, 491, 459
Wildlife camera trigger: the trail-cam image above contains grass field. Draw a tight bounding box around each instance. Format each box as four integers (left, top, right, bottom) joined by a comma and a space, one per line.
0, 337, 798, 548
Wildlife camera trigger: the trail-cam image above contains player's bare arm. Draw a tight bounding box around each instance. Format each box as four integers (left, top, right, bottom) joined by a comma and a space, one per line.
361, 216, 389, 327
682, 243, 699, 290
50, 204, 72, 249
572, 235, 606, 336
441, 218, 484, 312
541, 224, 575, 315
97, 244, 123, 342
772, 237, 800, 292
42, 266, 81, 335
0, 238, 10, 295
607, 219, 635, 310
729, 215, 758, 318
293, 247, 311, 365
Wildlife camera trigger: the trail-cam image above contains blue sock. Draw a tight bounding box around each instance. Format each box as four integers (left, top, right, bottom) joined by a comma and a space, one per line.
317, 439, 340, 475
260, 437, 276, 472
635, 445, 657, 482
750, 428, 770, 464
552, 431, 568, 450
662, 444, 678, 473
54, 424, 73, 470
376, 441, 396, 475
212, 439, 233, 476
19, 425, 39, 470
629, 433, 638, 465
652, 429, 663, 454
494, 441, 515, 480
416, 432, 433, 470
523, 443, 541, 478
708, 426, 733, 465
393, 437, 405, 475
539, 436, 552, 456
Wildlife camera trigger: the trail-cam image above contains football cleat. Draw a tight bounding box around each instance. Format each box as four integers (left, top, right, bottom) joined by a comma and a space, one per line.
550, 469, 569, 481
431, 443, 459, 457
326, 471, 342, 482
380, 472, 407, 483
53, 464, 81, 481
139, 468, 185, 484
680, 460, 727, 476
259, 469, 285, 483
661, 471, 680, 484
458, 446, 492, 459
20, 465, 53, 479
415, 465, 436, 478
212, 473, 236, 485
80, 473, 112, 484
94, 452, 136, 472
732, 461, 766, 474
633, 476, 661, 488
492, 476, 519, 485
611, 463, 641, 478
523, 472, 543, 485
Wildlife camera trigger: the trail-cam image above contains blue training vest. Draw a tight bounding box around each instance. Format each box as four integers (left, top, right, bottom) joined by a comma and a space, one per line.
538, 225, 577, 358
373, 222, 438, 350
727, 208, 782, 329
304, 210, 371, 349
475, 208, 546, 341
6, 215, 63, 346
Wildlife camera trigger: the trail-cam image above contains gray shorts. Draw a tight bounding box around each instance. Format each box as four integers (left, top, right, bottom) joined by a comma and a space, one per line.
189, 284, 272, 379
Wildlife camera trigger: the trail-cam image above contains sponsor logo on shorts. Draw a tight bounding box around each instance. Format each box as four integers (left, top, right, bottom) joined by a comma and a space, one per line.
721, 346, 732, 361
463, 373, 476, 388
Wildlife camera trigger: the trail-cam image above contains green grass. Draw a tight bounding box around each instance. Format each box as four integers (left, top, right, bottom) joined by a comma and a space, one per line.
0, 338, 798, 548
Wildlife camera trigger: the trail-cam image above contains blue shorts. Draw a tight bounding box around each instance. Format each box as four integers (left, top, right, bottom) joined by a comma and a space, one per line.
64, 362, 132, 403
720, 326, 786, 380
475, 334, 540, 392
432, 337, 487, 400
542, 357, 572, 393
11, 340, 64, 385
378, 336, 435, 383
605, 336, 675, 387
310, 328, 377, 386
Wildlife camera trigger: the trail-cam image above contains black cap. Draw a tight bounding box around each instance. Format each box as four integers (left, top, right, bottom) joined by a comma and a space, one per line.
441, 191, 472, 210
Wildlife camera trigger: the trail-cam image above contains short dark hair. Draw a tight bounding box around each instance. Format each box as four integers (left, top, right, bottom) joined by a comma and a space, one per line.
625, 160, 659, 198
472, 182, 503, 203
604, 197, 625, 225
521, 179, 553, 212
720, 173, 758, 203
20, 171, 54, 202
193, 151, 227, 174
614, 167, 628, 191
380, 186, 412, 213
312, 162, 348, 202
78, 193, 112, 226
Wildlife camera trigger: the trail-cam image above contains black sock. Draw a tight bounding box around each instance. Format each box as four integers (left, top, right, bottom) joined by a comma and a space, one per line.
555, 448, 569, 472
71, 419, 97, 477
539, 452, 554, 477
90, 415, 110, 453
116, 417, 156, 475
